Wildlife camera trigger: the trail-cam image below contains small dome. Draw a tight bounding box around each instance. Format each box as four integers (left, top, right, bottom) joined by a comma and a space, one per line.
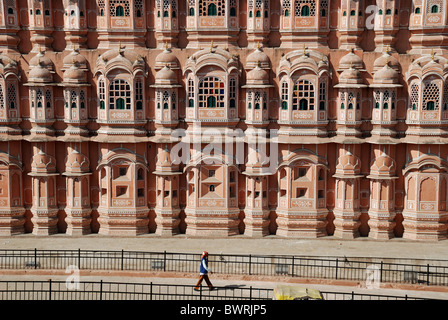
246, 47, 270, 69
246, 66, 269, 85
65, 149, 90, 173
370, 153, 396, 175
373, 52, 399, 72
292, 53, 318, 68
339, 50, 363, 70
339, 66, 363, 84
336, 151, 360, 175
63, 50, 88, 69
29, 51, 54, 71
156, 146, 178, 172
31, 150, 57, 173
28, 63, 53, 83
155, 47, 179, 70
0, 55, 18, 73
155, 65, 177, 84
63, 64, 87, 83
97, 47, 145, 70
373, 63, 399, 84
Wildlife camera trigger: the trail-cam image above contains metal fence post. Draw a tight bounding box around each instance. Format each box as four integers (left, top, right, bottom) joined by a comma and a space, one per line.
34, 248, 37, 269
49, 279, 52, 301
250, 286, 252, 300
427, 264, 430, 286
150, 282, 153, 300
335, 258, 339, 280
291, 256, 295, 277
163, 251, 167, 272
100, 280, 103, 301
380, 261, 383, 283
249, 254, 252, 275
78, 248, 81, 269
121, 249, 124, 271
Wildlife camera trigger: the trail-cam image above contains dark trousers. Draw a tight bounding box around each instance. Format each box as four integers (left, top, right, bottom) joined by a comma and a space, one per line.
195, 274, 213, 289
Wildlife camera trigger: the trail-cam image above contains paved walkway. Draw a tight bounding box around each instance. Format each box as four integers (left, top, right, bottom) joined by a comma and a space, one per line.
1, 234, 448, 260
1, 234, 448, 300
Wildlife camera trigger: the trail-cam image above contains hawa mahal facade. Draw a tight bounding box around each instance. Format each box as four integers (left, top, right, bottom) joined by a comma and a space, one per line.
0, 0, 447, 241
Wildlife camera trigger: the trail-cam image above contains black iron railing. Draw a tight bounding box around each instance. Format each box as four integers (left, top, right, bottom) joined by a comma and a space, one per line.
1, 249, 448, 287
0, 280, 428, 301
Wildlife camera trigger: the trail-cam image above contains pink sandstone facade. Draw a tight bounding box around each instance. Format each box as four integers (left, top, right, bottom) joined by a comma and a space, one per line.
0, 0, 447, 240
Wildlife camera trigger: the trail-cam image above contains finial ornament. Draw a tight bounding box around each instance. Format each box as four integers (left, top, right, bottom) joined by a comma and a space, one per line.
431, 49, 436, 61
210, 40, 214, 53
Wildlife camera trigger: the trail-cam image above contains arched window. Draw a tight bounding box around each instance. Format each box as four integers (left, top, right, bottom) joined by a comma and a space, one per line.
135, 79, 143, 110
350, 10, 356, 16
109, 79, 131, 110
293, 79, 315, 111
415, 7, 421, 14
188, 78, 195, 108
110, 0, 130, 17
410, 83, 420, 111
281, 81, 288, 110
301, 5, 310, 16
431, 5, 439, 13
7, 8, 14, 14
199, 76, 224, 108
208, 3, 217, 16
423, 82, 440, 111
230, 7, 236, 16
207, 96, 216, 108
299, 99, 308, 110
285, 9, 289, 16
229, 78, 237, 108
45, 90, 52, 109
116, 5, 125, 16
7, 84, 16, 110
319, 81, 326, 111
116, 98, 125, 109
189, 7, 195, 15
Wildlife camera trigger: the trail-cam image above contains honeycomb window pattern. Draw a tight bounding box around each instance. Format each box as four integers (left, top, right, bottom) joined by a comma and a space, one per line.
198, 77, 225, 108
295, 0, 316, 16
199, 0, 225, 16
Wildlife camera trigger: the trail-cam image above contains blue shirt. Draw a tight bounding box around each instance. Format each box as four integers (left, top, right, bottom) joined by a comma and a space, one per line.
200, 257, 211, 275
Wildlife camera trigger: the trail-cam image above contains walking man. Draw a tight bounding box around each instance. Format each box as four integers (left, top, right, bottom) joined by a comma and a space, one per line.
194, 251, 215, 291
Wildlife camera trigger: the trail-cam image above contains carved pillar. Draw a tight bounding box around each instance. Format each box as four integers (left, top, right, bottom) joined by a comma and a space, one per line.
29, 143, 59, 235
154, 144, 181, 235
367, 146, 397, 239
63, 144, 92, 235
332, 147, 362, 239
